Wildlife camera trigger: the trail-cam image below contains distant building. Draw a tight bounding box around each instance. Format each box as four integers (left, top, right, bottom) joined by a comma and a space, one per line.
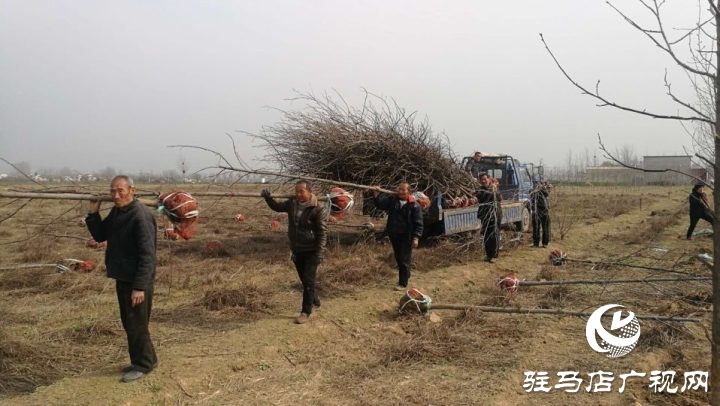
643, 155, 692, 184
583, 155, 708, 185
585, 166, 644, 184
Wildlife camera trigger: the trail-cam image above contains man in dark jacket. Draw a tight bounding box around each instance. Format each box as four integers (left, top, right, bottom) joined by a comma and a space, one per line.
372, 182, 424, 290
476, 173, 502, 262
86, 175, 157, 383
262, 180, 328, 324
687, 182, 715, 239
465, 151, 485, 179
530, 180, 551, 248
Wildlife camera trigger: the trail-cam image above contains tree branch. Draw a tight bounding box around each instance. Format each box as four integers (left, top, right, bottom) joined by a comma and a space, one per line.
0, 157, 43, 185
540, 33, 714, 124
607, 0, 716, 80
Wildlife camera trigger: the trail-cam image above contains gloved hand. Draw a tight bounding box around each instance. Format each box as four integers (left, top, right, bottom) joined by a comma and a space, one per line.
261, 189, 272, 199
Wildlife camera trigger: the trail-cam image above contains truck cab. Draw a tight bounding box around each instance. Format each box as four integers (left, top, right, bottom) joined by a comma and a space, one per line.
362, 154, 541, 238
453, 153, 537, 233
461, 154, 534, 203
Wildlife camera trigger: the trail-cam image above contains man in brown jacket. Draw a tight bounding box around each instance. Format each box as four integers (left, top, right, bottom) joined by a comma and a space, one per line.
262, 180, 328, 324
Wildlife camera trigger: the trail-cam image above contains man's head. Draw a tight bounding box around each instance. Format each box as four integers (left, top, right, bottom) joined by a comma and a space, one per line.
473, 151, 483, 162
478, 172, 491, 187
295, 180, 313, 203
110, 175, 135, 208
694, 182, 705, 193
397, 182, 411, 200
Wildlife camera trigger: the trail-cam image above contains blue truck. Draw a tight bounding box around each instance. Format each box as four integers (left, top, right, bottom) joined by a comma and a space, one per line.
429, 154, 542, 236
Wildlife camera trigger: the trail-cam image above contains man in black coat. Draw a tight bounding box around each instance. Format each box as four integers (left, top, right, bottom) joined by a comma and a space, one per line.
476, 173, 502, 263
530, 180, 551, 248
373, 182, 424, 290
465, 151, 485, 179
262, 180, 328, 324
687, 182, 714, 239
86, 175, 158, 383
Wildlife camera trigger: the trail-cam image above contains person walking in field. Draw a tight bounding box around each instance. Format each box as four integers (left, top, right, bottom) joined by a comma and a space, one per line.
530, 179, 551, 248
372, 182, 424, 290
687, 182, 715, 240
262, 180, 328, 324
476, 172, 502, 263
85, 175, 158, 383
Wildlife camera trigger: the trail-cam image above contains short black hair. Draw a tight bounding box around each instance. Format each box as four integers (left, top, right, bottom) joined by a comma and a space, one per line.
295, 180, 312, 192
478, 172, 489, 179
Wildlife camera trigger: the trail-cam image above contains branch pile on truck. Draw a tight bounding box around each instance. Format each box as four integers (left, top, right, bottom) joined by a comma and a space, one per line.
257, 91, 477, 199
258, 91, 543, 238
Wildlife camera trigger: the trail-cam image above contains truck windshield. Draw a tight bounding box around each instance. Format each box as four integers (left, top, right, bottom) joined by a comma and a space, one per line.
520, 167, 531, 184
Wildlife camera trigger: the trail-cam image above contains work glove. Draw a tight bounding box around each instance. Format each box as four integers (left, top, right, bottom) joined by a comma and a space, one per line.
261, 189, 272, 199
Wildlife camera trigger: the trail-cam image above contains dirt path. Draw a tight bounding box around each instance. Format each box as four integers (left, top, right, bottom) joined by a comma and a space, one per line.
4, 189, 710, 405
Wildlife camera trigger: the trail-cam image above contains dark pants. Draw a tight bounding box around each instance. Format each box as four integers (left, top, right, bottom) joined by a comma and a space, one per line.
390, 235, 412, 287
482, 223, 499, 259
292, 251, 320, 315
532, 211, 551, 246
687, 211, 715, 239
116, 280, 157, 373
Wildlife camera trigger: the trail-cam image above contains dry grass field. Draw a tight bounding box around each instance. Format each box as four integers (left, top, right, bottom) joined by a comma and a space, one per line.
0, 183, 713, 405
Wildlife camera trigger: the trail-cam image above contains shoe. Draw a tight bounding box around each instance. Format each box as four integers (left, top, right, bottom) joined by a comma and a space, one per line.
486, 257, 496, 263
295, 313, 311, 324
532, 244, 540, 248
121, 365, 135, 373
121, 370, 146, 383
394, 285, 407, 292
313, 299, 321, 308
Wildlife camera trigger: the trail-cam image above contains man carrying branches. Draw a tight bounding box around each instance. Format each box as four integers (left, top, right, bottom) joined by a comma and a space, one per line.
476, 172, 502, 263
262, 180, 328, 324
373, 182, 424, 290
85, 175, 158, 383
530, 179, 552, 248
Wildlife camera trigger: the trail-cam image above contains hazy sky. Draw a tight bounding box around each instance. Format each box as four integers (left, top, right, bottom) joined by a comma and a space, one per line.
0, 1, 707, 175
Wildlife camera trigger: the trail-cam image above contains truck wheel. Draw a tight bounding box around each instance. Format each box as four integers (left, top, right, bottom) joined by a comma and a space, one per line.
515, 206, 531, 233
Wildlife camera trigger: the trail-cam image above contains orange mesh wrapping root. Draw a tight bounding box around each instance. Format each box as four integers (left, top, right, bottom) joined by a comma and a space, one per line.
497, 272, 519, 293
158, 191, 199, 240
328, 187, 354, 220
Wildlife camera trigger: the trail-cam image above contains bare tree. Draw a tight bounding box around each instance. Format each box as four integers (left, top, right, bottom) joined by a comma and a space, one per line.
614, 144, 639, 167
542, 1, 720, 398
178, 157, 188, 179
98, 166, 117, 180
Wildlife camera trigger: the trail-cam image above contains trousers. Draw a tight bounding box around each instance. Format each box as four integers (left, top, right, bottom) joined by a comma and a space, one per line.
482, 222, 499, 259
292, 251, 321, 314
687, 211, 715, 239
116, 280, 157, 372
389, 235, 412, 287
532, 211, 551, 246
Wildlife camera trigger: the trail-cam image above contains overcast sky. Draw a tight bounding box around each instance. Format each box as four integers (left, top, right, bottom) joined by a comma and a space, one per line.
0, 0, 708, 175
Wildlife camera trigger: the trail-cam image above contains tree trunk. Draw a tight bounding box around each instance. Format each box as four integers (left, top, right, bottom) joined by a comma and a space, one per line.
712, 2, 720, 401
